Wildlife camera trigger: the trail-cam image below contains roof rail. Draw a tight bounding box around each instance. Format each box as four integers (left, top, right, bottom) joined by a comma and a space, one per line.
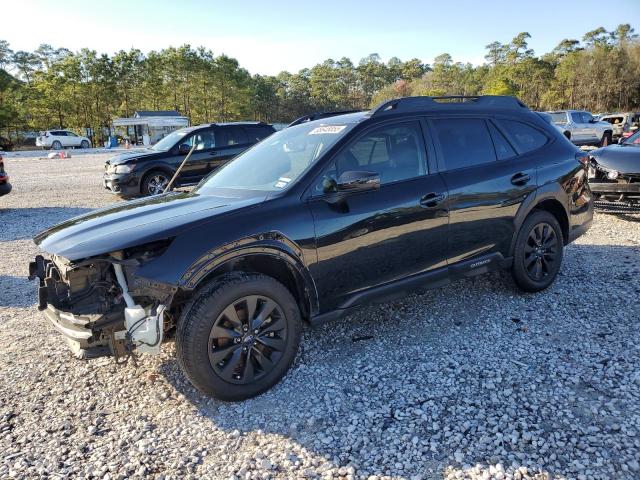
288, 110, 362, 127
369, 95, 528, 117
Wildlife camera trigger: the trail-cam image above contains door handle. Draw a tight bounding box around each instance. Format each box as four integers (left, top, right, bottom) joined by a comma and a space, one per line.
420, 192, 446, 208
511, 172, 531, 186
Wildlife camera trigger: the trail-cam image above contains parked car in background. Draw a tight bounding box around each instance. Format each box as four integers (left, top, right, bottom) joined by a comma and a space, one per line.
600, 112, 640, 140
0, 136, 14, 151
537, 112, 571, 139
103, 122, 275, 197
31, 95, 593, 400
588, 129, 640, 205
0, 155, 11, 196
36, 130, 92, 150
546, 110, 613, 147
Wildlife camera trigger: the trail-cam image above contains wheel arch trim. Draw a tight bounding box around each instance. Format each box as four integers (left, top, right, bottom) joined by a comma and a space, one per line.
178, 232, 319, 315
509, 185, 569, 256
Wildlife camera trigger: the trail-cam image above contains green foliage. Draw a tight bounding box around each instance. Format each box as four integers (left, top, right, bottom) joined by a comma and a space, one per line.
0, 25, 639, 144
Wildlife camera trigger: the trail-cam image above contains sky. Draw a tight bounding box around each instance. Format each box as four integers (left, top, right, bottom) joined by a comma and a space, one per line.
3, 0, 640, 75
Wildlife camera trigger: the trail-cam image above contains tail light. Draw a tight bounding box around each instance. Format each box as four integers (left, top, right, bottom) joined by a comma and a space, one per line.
575, 152, 589, 166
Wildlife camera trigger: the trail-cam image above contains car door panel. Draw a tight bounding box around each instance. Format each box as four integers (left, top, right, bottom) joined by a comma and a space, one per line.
174, 129, 216, 184
209, 126, 252, 172
441, 156, 537, 263
309, 176, 449, 311
580, 112, 597, 142
428, 117, 538, 264
307, 120, 449, 312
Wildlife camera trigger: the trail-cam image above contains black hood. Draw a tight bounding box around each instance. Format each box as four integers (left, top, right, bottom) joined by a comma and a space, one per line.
34, 191, 267, 261
590, 144, 640, 174
107, 149, 164, 165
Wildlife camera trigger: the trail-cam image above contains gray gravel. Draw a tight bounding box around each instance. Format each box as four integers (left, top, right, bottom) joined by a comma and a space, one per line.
1, 153, 639, 480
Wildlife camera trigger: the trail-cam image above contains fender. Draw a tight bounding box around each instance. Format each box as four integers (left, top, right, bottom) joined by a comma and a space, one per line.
508, 181, 569, 257
178, 231, 319, 314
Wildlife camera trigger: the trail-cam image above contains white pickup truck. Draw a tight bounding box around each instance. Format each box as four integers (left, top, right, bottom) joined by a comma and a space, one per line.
546, 110, 613, 147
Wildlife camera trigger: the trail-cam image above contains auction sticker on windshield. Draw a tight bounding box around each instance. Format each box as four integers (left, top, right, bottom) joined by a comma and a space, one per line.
308, 125, 346, 135
274, 177, 292, 189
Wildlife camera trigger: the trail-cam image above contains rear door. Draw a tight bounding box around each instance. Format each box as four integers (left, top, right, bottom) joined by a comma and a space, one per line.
429, 116, 540, 265
210, 126, 252, 171
245, 125, 275, 143
65, 131, 82, 147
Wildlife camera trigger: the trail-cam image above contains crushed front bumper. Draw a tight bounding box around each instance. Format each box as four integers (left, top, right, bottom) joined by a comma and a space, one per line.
589, 181, 640, 203
42, 304, 115, 358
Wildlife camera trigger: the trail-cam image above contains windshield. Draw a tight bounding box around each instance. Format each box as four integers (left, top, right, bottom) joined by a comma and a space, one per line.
621, 130, 640, 146
548, 112, 568, 124
151, 129, 189, 151
195, 121, 355, 193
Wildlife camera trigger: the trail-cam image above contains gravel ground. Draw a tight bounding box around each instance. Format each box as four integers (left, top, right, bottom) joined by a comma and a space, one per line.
1, 154, 639, 480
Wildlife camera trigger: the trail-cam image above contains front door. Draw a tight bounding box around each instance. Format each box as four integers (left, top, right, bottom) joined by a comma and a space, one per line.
428, 117, 540, 264
579, 112, 598, 142
307, 120, 449, 312
174, 129, 216, 184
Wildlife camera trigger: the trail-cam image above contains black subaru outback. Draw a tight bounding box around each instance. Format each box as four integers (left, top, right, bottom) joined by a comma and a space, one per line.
31, 96, 593, 401
103, 122, 275, 197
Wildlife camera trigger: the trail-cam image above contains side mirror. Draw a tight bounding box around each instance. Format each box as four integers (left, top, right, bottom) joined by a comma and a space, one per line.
178, 143, 191, 154
336, 170, 380, 193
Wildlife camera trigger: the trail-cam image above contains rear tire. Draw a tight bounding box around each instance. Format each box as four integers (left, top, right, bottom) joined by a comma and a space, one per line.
51, 140, 62, 150
512, 210, 564, 292
176, 273, 302, 401
599, 132, 612, 147
80, 140, 90, 149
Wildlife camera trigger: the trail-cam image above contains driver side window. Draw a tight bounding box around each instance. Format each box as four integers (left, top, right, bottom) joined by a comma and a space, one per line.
580, 112, 594, 123
182, 130, 215, 151
315, 122, 427, 194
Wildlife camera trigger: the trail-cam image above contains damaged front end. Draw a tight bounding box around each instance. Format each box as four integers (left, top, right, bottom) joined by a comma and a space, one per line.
29, 240, 177, 361
588, 159, 640, 205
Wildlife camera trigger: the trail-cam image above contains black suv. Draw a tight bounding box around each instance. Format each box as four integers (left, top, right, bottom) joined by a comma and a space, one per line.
31, 96, 593, 401
103, 122, 275, 197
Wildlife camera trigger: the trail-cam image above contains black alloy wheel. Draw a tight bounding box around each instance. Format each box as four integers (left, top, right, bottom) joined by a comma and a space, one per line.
523, 222, 558, 282
208, 295, 287, 384
512, 210, 564, 292
176, 273, 302, 401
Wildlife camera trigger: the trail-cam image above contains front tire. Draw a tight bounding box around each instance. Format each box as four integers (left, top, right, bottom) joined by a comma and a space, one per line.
141, 170, 170, 196
512, 210, 564, 292
176, 273, 302, 401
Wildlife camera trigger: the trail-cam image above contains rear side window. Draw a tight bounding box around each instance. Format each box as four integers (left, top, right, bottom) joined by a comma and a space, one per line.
499, 120, 548, 154
488, 122, 517, 160
571, 112, 582, 123
219, 127, 249, 146
245, 126, 273, 142
431, 118, 496, 171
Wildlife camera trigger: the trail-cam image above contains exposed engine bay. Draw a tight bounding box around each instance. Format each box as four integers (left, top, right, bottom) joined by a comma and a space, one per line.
29, 241, 177, 361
